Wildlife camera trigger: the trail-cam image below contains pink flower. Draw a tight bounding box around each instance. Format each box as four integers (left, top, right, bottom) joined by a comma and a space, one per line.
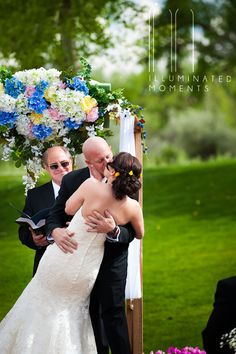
167, 348, 181, 354
48, 108, 65, 121
59, 82, 67, 89
85, 106, 99, 122
25, 86, 36, 97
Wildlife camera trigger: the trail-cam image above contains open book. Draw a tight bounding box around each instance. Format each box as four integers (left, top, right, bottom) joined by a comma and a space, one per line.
10, 203, 51, 235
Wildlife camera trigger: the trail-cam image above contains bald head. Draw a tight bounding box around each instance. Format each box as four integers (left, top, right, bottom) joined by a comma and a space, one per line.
82, 137, 113, 179
82, 137, 110, 160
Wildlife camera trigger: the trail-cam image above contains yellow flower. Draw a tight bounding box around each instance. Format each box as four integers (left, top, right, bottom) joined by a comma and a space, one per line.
80, 96, 97, 114
128, 170, 133, 176
114, 171, 120, 177
0, 83, 4, 95
44, 87, 56, 103
31, 112, 43, 124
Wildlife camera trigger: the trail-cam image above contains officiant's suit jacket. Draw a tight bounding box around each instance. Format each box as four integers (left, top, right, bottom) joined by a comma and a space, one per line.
202, 276, 236, 354
18, 181, 55, 276
46, 167, 135, 354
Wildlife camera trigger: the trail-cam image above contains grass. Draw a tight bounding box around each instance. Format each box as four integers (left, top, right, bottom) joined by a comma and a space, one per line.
143, 160, 236, 352
1, 160, 236, 353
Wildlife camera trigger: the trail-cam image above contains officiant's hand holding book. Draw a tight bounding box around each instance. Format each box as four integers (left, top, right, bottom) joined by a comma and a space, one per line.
10, 203, 51, 236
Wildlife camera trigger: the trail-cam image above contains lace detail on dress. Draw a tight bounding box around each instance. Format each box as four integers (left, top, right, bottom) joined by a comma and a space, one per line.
0, 208, 106, 354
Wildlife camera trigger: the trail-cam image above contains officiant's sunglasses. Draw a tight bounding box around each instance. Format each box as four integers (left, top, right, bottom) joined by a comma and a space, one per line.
49, 161, 70, 170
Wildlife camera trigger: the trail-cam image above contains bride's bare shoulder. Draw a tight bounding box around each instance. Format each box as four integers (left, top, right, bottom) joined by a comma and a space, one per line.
81, 177, 104, 190
83, 177, 100, 186
127, 197, 141, 211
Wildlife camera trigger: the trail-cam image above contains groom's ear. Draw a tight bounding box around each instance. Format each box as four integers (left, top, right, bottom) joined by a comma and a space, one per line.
84, 159, 92, 167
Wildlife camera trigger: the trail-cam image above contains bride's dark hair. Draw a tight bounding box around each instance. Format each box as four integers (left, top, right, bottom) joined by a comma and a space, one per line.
107, 152, 142, 200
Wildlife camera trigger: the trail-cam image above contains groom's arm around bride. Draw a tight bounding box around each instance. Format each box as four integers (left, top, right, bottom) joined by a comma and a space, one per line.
45, 137, 137, 354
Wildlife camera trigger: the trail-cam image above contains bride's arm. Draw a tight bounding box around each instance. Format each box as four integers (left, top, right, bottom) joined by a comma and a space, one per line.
65, 178, 93, 215
130, 202, 144, 239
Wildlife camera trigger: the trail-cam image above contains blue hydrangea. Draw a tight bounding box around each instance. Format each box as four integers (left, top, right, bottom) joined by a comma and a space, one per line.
136, 121, 145, 129
66, 77, 89, 95
64, 118, 83, 130
0, 111, 18, 128
35, 80, 49, 95
28, 92, 48, 113
4, 77, 26, 98
32, 124, 52, 140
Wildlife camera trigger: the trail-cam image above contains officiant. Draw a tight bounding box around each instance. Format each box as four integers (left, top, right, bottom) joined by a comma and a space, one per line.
18, 146, 73, 275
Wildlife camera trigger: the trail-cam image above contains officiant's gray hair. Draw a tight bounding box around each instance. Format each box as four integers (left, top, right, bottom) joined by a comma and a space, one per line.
41, 146, 72, 168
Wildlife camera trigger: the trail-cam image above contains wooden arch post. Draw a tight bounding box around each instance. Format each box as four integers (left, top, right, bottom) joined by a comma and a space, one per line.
126, 128, 143, 354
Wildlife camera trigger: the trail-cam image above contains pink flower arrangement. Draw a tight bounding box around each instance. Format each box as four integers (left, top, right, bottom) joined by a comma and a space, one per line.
150, 347, 206, 354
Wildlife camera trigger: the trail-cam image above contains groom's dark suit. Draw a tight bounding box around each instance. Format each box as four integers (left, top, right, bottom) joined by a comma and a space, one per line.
19, 182, 55, 276
46, 168, 134, 354
202, 276, 236, 354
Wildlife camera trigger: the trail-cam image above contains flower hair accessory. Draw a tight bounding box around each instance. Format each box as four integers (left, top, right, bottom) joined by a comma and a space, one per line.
128, 170, 133, 176
114, 171, 120, 177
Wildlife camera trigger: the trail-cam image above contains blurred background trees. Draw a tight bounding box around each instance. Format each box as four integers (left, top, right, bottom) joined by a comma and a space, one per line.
0, 0, 235, 165
0, 0, 139, 69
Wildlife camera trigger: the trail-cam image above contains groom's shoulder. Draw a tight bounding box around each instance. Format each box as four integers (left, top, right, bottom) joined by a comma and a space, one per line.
63, 167, 90, 184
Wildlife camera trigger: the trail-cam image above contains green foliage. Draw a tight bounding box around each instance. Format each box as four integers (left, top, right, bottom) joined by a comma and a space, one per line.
160, 109, 236, 159
0, 0, 141, 70
0, 66, 12, 83
155, 143, 187, 165
77, 57, 92, 81
60, 57, 92, 82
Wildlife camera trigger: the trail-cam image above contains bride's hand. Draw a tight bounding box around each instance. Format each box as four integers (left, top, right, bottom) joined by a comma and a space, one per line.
85, 210, 116, 233
51, 227, 77, 253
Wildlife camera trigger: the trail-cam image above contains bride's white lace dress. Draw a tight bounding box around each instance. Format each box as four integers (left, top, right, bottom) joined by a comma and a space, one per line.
0, 208, 106, 354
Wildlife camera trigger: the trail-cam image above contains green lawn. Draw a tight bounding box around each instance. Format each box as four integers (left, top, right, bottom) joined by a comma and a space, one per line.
1, 160, 236, 353
143, 160, 236, 353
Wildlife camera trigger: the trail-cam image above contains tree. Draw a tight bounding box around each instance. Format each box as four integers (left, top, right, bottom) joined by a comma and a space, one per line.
0, 0, 139, 70
153, 0, 236, 76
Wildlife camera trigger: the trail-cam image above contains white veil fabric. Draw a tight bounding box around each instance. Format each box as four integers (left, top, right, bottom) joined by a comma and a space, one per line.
119, 109, 142, 299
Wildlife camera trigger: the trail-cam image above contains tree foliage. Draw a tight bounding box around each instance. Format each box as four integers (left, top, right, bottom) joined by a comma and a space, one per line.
154, 0, 236, 76
0, 0, 139, 70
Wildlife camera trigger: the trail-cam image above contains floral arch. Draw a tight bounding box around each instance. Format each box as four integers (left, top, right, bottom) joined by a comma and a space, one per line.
0, 58, 145, 192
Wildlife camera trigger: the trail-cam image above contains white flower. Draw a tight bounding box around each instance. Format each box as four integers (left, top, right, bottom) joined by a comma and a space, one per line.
105, 103, 122, 113
221, 328, 236, 352
15, 94, 29, 114
62, 137, 71, 146
52, 88, 86, 119
1, 136, 15, 161
15, 115, 32, 137
14, 67, 61, 86
31, 145, 43, 157
58, 126, 69, 137
0, 93, 16, 112
86, 125, 97, 137
96, 123, 104, 131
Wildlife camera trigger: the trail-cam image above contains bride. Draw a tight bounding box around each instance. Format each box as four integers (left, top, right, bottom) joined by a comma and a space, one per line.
0, 152, 144, 354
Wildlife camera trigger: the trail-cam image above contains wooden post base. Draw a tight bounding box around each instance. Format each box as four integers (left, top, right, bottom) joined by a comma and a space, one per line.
126, 298, 143, 354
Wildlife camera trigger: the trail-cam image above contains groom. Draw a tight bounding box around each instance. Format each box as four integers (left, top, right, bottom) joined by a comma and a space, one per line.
45, 137, 135, 354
